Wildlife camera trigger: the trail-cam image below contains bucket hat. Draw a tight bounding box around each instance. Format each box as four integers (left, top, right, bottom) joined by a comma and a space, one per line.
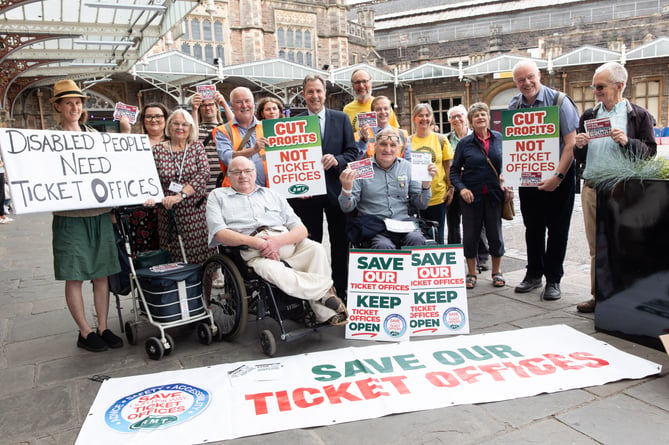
50, 79, 89, 103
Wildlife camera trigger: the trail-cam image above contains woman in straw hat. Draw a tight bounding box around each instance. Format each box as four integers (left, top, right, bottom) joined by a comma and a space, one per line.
50, 79, 123, 352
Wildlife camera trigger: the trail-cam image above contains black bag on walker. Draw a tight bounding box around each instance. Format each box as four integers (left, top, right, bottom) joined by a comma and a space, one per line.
135, 263, 205, 323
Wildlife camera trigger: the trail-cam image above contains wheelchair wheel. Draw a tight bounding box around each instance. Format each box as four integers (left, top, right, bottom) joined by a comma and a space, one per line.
260, 329, 277, 357
202, 254, 248, 340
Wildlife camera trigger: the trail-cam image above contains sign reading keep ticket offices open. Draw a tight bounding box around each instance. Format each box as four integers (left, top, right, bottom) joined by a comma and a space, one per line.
0, 128, 164, 214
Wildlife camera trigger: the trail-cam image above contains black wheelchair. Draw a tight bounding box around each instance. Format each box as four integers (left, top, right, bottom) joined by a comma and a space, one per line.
201, 245, 331, 357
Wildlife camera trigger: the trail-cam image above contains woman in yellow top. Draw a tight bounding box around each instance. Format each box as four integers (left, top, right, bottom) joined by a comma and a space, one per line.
410, 103, 454, 244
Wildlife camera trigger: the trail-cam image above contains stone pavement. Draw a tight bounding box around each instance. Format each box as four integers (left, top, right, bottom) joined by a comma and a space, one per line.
1, 195, 668, 445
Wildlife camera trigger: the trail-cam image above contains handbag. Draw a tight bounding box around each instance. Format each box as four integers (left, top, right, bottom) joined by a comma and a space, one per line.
480, 146, 515, 221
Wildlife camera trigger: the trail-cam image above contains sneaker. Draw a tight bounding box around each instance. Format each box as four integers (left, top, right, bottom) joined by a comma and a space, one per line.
327, 312, 348, 326
0, 216, 13, 224
77, 331, 108, 352
98, 329, 124, 348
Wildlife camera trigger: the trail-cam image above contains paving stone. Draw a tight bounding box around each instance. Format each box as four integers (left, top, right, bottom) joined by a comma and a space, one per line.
624, 377, 669, 412
0, 364, 36, 398
557, 393, 669, 445
477, 418, 597, 445
468, 294, 546, 329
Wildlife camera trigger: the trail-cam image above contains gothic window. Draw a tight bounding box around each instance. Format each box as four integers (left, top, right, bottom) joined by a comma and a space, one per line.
296, 30, 302, 48
296, 52, 303, 65
203, 20, 212, 41
214, 22, 224, 43
304, 30, 311, 49
205, 45, 214, 62
181, 42, 191, 56
306, 52, 312, 67
277, 28, 285, 47
216, 46, 225, 61
287, 29, 294, 48
193, 44, 202, 59
191, 19, 201, 40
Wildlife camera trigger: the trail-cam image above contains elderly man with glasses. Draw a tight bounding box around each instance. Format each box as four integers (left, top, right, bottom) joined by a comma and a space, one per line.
206, 156, 348, 326
339, 127, 436, 249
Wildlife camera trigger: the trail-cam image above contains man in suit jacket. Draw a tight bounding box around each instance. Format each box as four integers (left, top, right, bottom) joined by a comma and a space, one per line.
289, 74, 358, 300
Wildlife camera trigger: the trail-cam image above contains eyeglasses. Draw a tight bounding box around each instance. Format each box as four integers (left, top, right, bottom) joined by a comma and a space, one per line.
590, 83, 611, 91
228, 168, 255, 176
201, 102, 217, 108
352, 79, 371, 85
376, 135, 400, 144
145, 114, 164, 121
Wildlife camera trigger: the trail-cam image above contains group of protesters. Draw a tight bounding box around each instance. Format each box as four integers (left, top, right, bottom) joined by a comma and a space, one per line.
34, 58, 656, 352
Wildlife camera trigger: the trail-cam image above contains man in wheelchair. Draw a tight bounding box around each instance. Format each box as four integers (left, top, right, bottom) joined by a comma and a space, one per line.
205, 157, 348, 326
339, 127, 437, 248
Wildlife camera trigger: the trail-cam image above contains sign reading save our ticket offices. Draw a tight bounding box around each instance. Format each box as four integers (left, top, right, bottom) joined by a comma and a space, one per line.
262, 115, 326, 198
0, 129, 163, 214
501, 106, 560, 187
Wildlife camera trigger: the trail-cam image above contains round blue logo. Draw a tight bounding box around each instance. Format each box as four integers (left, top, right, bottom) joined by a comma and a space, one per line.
442, 307, 466, 331
383, 313, 407, 338
105, 383, 210, 432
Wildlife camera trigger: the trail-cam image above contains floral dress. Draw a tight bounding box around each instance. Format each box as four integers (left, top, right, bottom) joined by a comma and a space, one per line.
152, 141, 215, 264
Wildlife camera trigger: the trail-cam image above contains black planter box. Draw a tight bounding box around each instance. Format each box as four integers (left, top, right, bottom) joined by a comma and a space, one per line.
595, 179, 669, 351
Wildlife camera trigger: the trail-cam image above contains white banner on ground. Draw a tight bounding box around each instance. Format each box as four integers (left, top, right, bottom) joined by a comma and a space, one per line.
77, 325, 661, 445
0, 129, 163, 214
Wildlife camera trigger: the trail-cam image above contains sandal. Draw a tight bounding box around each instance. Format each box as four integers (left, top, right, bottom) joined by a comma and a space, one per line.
492, 273, 506, 287
466, 274, 477, 289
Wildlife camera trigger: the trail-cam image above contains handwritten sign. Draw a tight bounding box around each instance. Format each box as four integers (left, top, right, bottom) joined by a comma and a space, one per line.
0, 128, 164, 214
501, 106, 560, 187
262, 115, 326, 198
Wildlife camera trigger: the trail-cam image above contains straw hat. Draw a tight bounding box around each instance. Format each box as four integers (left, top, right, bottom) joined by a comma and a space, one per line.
49, 79, 89, 103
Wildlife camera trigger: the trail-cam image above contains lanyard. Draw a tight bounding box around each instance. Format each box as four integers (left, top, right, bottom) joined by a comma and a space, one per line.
168, 142, 189, 183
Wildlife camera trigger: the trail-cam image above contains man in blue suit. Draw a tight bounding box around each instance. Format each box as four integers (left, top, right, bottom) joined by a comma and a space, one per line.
289, 74, 358, 300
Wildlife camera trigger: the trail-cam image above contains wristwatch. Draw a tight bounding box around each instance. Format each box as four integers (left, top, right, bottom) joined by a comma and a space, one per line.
180, 191, 188, 200
554, 172, 565, 180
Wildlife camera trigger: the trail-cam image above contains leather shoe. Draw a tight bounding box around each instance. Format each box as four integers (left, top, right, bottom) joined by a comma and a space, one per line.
514, 276, 542, 293
577, 298, 596, 313
541, 282, 561, 300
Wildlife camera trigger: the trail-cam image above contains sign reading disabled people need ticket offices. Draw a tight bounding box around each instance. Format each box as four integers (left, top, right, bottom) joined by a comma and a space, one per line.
262, 115, 326, 198
408, 245, 469, 336
0, 129, 163, 214
502, 106, 560, 187
346, 249, 412, 341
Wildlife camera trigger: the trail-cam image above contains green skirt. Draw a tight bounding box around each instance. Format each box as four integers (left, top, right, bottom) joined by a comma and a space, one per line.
52, 214, 120, 281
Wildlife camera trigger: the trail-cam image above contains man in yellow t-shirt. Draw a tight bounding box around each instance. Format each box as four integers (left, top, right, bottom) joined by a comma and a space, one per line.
343, 69, 399, 132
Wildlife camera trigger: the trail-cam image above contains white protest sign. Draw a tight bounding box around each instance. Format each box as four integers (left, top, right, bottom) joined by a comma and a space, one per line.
346, 249, 412, 342
501, 106, 560, 187
407, 245, 469, 336
0, 128, 163, 214
411, 151, 432, 182
262, 115, 326, 198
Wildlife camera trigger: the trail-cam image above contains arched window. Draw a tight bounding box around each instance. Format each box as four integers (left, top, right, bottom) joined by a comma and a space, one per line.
288, 52, 295, 62
279, 50, 286, 60
306, 52, 312, 67
296, 30, 303, 48
204, 45, 214, 62
203, 20, 212, 41
277, 28, 285, 47
182, 21, 189, 39
304, 30, 311, 49
193, 44, 202, 59
216, 46, 225, 62
214, 22, 224, 42
296, 51, 303, 65
190, 19, 201, 40
181, 43, 191, 56
287, 29, 294, 48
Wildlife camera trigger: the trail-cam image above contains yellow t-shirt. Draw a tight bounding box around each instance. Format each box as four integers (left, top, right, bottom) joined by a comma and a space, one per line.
343, 98, 400, 132
410, 132, 454, 206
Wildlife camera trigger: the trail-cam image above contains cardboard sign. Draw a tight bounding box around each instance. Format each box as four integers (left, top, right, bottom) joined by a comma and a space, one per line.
411, 151, 432, 182
113, 102, 139, 124
262, 116, 326, 198
349, 158, 374, 179
406, 245, 469, 336
196, 84, 216, 100
0, 128, 164, 214
501, 106, 560, 187
346, 249, 412, 341
585, 117, 613, 139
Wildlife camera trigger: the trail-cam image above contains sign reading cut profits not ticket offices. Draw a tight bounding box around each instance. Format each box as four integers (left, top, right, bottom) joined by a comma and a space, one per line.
346, 249, 412, 341
502, 106, 560, 187
407, 245, 469, 336
76, 325, 661, 445
0, 128, 163, 214
262, 115, 326, 198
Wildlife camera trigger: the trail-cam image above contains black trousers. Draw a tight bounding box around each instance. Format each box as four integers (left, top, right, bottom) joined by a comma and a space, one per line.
518, 165, 575, 283
289, 195, 349, 299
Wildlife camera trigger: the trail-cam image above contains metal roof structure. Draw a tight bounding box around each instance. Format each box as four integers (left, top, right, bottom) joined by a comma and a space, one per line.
0, 0, 198, 109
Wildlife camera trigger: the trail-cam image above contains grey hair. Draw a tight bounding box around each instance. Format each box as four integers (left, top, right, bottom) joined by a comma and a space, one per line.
594, 62, 628, 89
